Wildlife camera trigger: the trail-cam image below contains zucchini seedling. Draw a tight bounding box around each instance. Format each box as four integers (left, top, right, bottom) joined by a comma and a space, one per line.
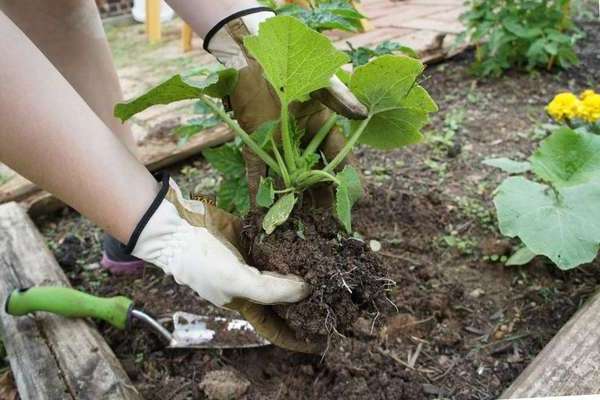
115, 16, 437, 234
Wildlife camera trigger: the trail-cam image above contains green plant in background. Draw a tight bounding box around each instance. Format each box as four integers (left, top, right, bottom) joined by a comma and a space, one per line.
459, 0, 581, 77
486, 90, 600, 269
259, 0, 365, 32
345, 40, 417, 67
116, 16, 437, 233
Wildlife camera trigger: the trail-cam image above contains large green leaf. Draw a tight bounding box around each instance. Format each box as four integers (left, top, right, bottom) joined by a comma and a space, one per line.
531, 127, 600, 188
263, 193, 297, 234
353, 108, 428, 149
494, 176, 600, 269
350, 55, 427, 114
114, 69, 238, 122
350, 56, 437, 150
243, 16, 348, 103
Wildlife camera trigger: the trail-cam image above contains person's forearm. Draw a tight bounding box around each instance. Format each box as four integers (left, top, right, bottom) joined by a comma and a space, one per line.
0, 0, 137, 154
0, 11, 158, 243
165, 0, 262, 38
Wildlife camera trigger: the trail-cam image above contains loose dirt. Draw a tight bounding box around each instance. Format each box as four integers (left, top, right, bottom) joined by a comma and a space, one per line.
242, 209, 392, 343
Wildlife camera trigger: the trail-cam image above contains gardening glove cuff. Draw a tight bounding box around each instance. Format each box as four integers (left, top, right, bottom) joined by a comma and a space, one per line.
125, 173, 309, 307
203, 7, 367, 119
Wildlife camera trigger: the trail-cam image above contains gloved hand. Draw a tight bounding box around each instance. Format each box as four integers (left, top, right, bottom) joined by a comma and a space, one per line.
127, 173, 321, 353
203, 7, 367, 204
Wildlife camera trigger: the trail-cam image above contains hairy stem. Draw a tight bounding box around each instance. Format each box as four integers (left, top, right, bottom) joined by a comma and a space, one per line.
271, 136, 291, 187
302, 113, 338, 159
280, 104, 296, 172
200, 95, 281, 175
296, 169, 340, 188
323, 116, 371, 174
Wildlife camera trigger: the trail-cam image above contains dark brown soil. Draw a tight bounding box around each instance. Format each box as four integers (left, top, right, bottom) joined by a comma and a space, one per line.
242, 208, 392, 342
25, 17, 600, 400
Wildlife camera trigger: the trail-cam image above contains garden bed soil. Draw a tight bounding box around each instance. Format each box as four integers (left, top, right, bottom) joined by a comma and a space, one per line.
242, 209, 392, 343
27, 18, 600, 400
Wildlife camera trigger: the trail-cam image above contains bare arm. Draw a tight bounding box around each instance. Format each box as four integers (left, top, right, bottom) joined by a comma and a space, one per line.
166, 0, 261, 37
0, 10, 158, 243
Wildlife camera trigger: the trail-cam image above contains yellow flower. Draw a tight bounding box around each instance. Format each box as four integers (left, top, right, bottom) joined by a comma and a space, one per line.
546, 92, 581, 122
580, 89, 596, 100
579, 93, 600, 123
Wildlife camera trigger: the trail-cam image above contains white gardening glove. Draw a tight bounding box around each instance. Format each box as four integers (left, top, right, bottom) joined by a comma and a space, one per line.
126, 173, 309, 308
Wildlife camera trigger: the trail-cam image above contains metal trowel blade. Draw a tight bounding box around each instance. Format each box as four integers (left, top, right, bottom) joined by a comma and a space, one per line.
169, 311, 270, 349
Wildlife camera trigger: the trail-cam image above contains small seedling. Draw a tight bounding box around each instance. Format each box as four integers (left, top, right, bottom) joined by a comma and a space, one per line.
116, 16, 437, 234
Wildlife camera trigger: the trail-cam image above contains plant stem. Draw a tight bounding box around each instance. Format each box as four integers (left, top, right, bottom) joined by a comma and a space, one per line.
200, 95, 281, 175
302, 113, 338, 159
323, 116, 371, 174
271, 136, 291, 187
297, 169, 340, 188
280, 104, 297, 172
274, 187, 295, 194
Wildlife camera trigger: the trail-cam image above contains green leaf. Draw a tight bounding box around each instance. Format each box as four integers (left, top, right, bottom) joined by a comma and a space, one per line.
494, 176, 600, 269
506, 246, 537, 266
256, 177, 275, 208
335, 165, 364, 233
337, 165, 364, 204
263, 193, 297, 234
336, 182, 353, 233
503, 17, 542, 39
352, 106, 428, 150
217, 175, 250, 217
349, 55, 437, 150
483, 157, 531, 174
202, 144, 245, 178
114, 69, 238, 122
350, 55, 426, 114
531, 127, 600, 188
250, 121, 278, 149
243, 16, 349, 103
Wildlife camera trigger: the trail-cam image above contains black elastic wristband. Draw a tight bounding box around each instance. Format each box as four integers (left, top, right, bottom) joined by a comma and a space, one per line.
203, 6, 274, 52
125, 172, 170, 254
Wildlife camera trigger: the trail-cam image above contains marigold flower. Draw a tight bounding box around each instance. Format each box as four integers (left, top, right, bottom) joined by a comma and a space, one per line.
580, 93, 600, 123
580, 89, 596, 100
546, 92, 581, 122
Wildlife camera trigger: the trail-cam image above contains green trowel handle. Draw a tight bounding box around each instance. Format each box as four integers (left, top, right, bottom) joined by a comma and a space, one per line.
5, 287, 133, 330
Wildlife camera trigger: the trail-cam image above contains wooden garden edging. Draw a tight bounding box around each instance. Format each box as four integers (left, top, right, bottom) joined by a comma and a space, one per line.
0, 202, 141, 400
502, 289, 600, 397
0, 124, 233, 217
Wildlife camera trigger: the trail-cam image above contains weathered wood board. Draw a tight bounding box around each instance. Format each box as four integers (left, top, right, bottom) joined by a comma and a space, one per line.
0, 202, 141, 400
502, 290, 600, 397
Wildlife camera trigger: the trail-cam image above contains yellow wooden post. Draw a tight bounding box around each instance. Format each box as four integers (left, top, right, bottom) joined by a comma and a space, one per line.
351, 1, 371, 32
145, 0, 161, 44
181, 22, 193, 52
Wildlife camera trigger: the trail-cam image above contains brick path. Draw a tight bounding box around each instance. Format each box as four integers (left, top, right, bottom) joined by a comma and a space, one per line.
333, 0, 466, 59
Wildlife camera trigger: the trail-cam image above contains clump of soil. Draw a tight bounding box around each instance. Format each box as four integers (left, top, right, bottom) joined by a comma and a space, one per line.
242, 207, 392, 341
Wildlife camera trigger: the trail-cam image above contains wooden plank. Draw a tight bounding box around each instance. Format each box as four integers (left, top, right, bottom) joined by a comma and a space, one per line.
0, 125, 234, 215
0, 202, 141, 400
502, 290, 600, 397
181, 22, 193, 52
145, 0, 161, 44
